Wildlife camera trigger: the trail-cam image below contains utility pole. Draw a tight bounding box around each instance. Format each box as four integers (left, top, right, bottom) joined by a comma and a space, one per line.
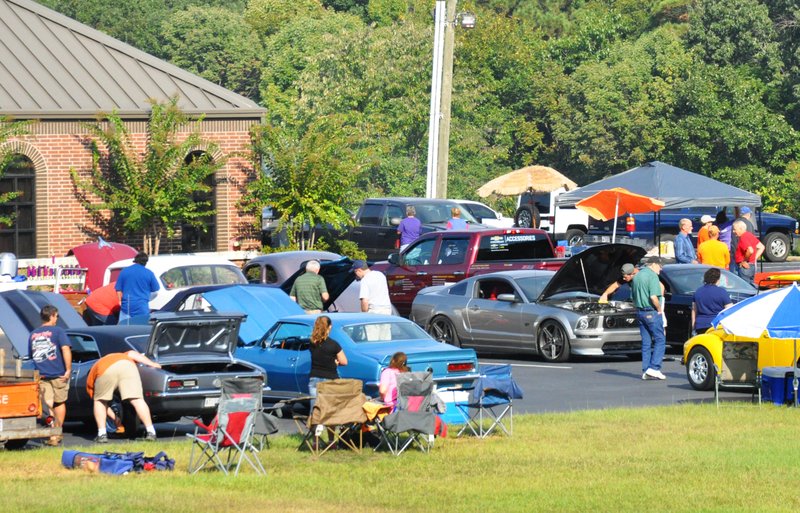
435, 0, 457, 199
425, 0, 446, 199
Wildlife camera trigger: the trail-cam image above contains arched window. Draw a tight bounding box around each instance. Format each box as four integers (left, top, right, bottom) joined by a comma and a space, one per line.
0, 154, 35, 257
181, 151, 216, 252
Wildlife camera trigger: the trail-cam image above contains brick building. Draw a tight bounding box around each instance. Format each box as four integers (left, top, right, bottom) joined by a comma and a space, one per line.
0, 0, 266, 258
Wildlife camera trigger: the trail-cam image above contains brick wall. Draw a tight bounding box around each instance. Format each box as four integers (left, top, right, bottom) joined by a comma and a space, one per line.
3, 118, 262, 257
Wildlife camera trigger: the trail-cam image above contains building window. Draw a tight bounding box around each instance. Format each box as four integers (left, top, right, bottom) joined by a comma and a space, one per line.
181, 151, 216, 252
0, 154, 35, 257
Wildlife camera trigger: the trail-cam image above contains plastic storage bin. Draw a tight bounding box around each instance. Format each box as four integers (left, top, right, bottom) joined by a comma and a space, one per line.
761, 366, 795, 405
437, 390, 469, 424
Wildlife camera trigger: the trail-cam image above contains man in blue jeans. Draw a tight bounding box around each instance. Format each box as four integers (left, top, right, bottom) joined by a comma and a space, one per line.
631, 257, 667, 380
115, 252, 159, 324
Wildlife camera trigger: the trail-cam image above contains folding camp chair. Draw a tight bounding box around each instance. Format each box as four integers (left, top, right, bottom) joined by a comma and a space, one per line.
374, 371, 436, 455
297, 379, 368, 456
187, 377, 267, 476
456, 364, 523, 438
714, 341, 761, 407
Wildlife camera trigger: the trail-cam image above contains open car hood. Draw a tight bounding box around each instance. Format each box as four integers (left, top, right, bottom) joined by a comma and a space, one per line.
146, 311, 245, 359
280, 256, 356, 311
67, 240, 137, 292
538, 244, 647, 301
0, 290, 86, 357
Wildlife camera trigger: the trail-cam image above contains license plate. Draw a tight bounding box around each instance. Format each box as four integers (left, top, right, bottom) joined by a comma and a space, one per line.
203, 397, 219, 408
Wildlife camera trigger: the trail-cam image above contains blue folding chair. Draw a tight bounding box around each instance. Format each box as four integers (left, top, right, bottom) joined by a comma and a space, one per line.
456, 364, 523, 438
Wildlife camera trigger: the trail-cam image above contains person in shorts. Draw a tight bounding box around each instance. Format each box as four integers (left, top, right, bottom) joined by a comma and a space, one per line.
86, 350, 161, 443
28, 305, 72, 446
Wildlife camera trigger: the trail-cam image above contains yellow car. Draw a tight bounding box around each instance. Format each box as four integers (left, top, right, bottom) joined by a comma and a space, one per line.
683, 328, 799, 390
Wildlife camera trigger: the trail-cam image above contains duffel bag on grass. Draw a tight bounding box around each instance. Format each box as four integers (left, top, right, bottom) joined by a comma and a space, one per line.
62, 450, 175, 474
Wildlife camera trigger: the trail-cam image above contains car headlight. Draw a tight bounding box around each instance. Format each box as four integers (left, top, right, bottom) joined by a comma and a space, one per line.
576, 317, 590, 330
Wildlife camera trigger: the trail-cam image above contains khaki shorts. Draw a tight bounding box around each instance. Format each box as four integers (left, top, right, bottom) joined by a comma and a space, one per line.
40, 377, 69, 405
94, 360, 143, 401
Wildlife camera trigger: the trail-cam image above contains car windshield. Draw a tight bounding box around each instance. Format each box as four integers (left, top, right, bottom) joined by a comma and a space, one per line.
160, 265, 246, 289
414, 202, 479, 224
514, 275, 553, 302
666, 267, 755, 295
342, 320, 430, 343
463, 202, 496, 221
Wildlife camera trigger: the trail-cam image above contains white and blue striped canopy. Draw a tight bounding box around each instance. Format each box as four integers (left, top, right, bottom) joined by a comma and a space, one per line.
712, 283, 800, 339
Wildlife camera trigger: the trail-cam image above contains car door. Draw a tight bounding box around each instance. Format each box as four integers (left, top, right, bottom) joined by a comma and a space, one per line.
350, 202, 386, 260
464, 277, 522, 348
65, 333, 101, 420
237, 322, 312, 393
386, 237, 439, 315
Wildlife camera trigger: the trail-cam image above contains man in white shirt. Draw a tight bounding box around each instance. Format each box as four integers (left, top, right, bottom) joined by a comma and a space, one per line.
352, 260, 392, 315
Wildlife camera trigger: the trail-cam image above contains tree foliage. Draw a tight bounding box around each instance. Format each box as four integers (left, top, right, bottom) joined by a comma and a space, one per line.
0, 118, 33, 226
70, 99, 225, 254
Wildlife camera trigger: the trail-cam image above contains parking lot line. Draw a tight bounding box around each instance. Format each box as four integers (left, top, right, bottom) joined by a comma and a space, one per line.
479, 360, 572, 370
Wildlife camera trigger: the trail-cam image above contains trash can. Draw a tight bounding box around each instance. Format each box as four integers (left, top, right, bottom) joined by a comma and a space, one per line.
0, 253, 17, 277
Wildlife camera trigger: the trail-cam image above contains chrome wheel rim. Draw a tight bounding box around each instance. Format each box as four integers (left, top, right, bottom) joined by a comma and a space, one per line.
539, 323, 565, 360
688, 352, 709, 386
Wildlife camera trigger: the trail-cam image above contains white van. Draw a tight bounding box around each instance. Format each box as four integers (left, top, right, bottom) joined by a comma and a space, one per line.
103, 254, 247, 310
514, 187, 589, 245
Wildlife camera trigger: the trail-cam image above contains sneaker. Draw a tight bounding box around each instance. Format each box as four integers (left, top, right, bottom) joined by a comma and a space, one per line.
94, 434, 108, 444
645, 368, 666, 380
144, 432, 157, 442
641, 372, 649, 380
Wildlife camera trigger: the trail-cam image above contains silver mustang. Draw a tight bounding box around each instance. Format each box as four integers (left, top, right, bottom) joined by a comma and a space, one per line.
410, 244, 646, 362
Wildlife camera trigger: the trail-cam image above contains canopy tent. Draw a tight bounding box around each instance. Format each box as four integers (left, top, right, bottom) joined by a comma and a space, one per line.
556, 161, 761, 209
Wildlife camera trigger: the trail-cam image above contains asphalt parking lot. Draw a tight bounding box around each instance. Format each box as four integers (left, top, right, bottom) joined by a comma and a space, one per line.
44, 348, 756, 449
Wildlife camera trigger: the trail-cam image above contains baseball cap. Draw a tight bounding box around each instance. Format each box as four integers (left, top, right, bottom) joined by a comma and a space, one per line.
700, 215, 714, 223
351, 259, 369, 271
740, 207, 752, 214
644, 256, 665, 266
621, 263, 636, 276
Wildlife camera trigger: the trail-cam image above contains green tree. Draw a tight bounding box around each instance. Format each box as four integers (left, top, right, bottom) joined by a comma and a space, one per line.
0, 118, 33, 226
70, 98, 225, 254
245, 117, 363, 249
160, 6, 265, 102
244, 0, 325, 36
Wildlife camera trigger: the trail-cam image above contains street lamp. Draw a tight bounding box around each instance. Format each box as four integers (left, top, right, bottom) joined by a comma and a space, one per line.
425, 1, 475, 199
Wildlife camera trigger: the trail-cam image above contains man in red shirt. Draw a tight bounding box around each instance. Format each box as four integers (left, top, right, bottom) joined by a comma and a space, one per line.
83, 282, 121, 326
733, 220, 764, 286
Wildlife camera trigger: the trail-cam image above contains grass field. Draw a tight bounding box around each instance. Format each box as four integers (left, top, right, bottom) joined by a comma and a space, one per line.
3, 403, 800, 512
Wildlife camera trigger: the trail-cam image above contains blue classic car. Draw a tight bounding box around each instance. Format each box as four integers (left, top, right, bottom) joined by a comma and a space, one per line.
160, 284, 480, 400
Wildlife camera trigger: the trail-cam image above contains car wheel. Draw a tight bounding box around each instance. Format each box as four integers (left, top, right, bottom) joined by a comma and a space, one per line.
686, 347, 715, 391
514, 205, 540, 229
536, 321, 570, 362
121, 401, 142, 439
564, 229, 585, 246
763, 232, 789, 262
427, 316, 461, 347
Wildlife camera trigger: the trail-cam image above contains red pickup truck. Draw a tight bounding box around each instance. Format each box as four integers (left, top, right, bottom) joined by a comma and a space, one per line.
370, 228, 566, 316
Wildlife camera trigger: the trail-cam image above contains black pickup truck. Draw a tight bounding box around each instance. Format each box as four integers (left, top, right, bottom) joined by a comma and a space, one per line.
586, 207, 799, 262
314, 197, 487, 261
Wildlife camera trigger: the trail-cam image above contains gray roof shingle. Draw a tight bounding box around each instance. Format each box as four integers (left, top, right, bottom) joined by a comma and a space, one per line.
0, 0, 265, 119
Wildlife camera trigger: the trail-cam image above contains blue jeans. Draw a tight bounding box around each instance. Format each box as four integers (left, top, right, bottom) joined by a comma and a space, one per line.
308, 377, 329, 411
737, 263, 755, 287
637, 309, 666, 373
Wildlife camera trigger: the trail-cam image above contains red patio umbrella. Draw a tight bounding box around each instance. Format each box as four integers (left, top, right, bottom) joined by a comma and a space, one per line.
576, 187, 665, 242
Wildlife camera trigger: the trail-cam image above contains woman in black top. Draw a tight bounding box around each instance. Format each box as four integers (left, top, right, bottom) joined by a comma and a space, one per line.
308, 316, 348, 402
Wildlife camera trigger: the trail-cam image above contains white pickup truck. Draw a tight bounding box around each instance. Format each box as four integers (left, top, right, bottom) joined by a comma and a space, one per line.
514, 187, 589, 246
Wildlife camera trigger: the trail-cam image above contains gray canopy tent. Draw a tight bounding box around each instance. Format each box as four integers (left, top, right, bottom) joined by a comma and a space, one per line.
556, 161, 761, 209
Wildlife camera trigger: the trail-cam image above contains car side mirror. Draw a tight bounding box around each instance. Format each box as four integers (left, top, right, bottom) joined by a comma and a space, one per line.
390, 217, 401, 227
388, 253, 399, 265
496, 293, 517, 303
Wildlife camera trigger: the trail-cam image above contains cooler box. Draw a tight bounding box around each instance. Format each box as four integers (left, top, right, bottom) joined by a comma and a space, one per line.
437, 390, 469, 424
761, 366, 795, 405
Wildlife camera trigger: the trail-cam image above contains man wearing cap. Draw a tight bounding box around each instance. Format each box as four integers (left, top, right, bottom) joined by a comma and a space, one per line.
631, 257, 667, 380
733, 220, 764, 286
674, 218, 697, 264
352, 260, 392, 315
730, 207, 756, 272
697, 215, 715, 246
289, 260, 329, 314
697, 225, 730, 269
598, 263, 638, 303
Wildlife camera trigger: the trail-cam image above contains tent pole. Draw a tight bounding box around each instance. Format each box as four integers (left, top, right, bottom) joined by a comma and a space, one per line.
612, 195, 619, 243
794, 339, 798, 407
